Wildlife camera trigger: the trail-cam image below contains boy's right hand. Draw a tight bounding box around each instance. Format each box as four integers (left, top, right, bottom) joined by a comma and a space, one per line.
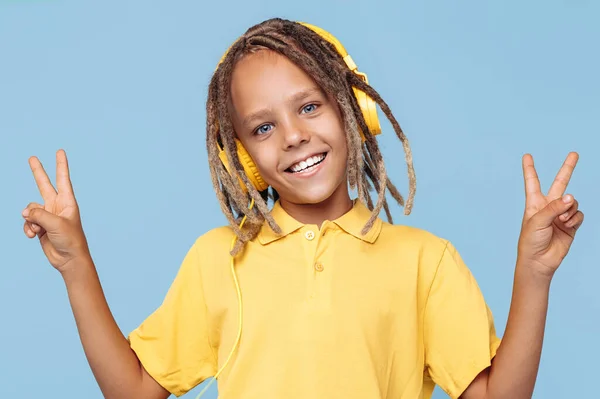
22, 149, 91, 275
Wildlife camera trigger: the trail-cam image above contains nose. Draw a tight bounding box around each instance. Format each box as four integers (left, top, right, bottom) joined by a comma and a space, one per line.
281, 119, 310, 150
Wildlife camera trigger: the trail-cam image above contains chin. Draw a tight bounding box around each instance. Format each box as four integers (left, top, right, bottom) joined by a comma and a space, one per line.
278, 184, 342, 206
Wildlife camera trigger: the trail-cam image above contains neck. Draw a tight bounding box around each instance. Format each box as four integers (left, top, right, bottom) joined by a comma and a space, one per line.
278, 184, 353, 227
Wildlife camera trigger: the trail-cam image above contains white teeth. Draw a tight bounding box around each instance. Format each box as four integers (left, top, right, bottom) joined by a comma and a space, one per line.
290, 154, 325, 173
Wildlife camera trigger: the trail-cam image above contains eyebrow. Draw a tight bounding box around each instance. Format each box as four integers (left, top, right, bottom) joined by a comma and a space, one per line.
241, 86, 324, 129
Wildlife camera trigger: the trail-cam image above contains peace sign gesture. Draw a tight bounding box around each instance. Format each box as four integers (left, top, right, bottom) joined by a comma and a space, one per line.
517, 152, 584, 278
22, 150, 91, 274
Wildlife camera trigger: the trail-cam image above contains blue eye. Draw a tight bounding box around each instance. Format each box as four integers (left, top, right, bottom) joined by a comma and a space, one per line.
255, 124, 273, 135
301, 104, 318, 114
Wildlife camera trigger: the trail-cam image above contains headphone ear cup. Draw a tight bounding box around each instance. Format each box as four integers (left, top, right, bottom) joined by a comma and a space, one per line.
217, 139, 269, 193
236, 140, 269, 192
352, 86, 381, 142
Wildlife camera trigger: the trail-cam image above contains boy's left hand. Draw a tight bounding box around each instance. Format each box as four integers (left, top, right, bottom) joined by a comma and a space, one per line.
517, 152, 584, 279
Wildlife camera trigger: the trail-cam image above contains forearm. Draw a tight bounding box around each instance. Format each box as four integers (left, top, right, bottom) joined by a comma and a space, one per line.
485, 262, 552, 399
62, 257, 145, 399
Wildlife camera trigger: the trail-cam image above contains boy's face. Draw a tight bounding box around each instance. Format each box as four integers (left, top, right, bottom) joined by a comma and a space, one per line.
229, 49, 349, 206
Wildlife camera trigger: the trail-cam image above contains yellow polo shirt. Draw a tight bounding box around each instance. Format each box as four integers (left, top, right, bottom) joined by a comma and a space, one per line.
128, 199, 501, 399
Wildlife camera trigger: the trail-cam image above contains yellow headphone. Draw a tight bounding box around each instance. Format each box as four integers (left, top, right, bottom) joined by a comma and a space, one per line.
216, 21, 382, 194
196, 22, 381, 398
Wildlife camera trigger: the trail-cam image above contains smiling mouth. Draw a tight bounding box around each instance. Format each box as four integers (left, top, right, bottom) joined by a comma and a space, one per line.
285, 153, 327, 173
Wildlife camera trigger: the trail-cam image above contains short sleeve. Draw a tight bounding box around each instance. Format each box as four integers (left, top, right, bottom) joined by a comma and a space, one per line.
424, 241, 502, 399
128, 239, 217, 397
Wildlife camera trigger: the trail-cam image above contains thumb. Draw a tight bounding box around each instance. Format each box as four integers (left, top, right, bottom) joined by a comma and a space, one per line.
23, 207, 63, 232
532, 195, 574, 227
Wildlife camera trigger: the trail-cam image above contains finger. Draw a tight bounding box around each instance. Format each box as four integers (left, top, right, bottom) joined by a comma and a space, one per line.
532, 194, 574, 228
522, 154, 542, 198
23, 221, 36, 238
548, 152, 579, 199
23, 202, 45, 234
22, 207, 62, 232
23, 220, 45, 238
559, 199, 579, 222
56, 149, 74, 195
565, 210, 584, 230
29, 156, 57, 201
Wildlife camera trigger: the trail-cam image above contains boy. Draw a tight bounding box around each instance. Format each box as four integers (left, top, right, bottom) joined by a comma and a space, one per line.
22, 18, 584, 399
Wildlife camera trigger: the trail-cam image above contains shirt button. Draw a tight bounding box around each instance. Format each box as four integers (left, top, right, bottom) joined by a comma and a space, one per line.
314, 263, 324, 272
305, 230, 315, 240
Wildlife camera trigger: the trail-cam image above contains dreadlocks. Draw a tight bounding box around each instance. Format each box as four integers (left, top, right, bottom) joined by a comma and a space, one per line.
206, 18, 416, 255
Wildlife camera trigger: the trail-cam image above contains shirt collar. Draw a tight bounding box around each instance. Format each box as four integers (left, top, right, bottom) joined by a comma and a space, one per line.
257, 199, 382, 245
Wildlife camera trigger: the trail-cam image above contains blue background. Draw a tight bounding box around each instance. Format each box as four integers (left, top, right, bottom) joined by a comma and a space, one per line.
1, 1, 598, 398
